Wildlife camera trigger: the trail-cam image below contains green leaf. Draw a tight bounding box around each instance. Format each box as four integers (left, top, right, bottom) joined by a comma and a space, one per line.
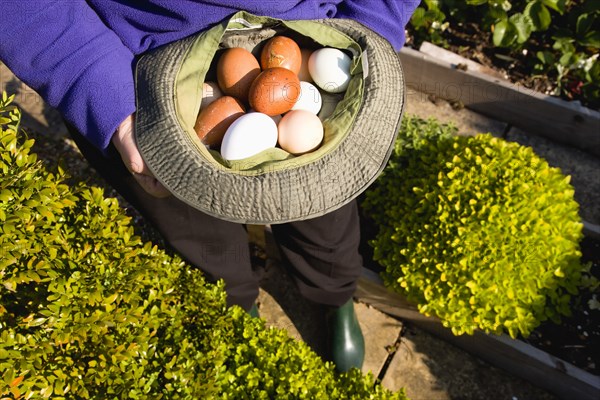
579, 31, 600, 48
541, 0, 566, 14
576, 13, 595, 36
40, 385, 53, 398
536, 50, 555, 65
510, 13, 534, 43
525, 1, 552, 31
423, 0, 442, 10
493, 19, 518, 47
559, 52, 574, 66
588, 59, 600, 82
553, 37, 575, 53
410, 7, 427, 28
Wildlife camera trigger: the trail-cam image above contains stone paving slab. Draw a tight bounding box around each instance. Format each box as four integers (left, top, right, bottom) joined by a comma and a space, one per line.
382, 324, 558, 400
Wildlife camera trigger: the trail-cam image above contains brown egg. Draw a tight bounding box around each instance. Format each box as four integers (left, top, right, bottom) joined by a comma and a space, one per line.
298, 48, 314, 82
248, 68, 301, 116
217, 48, 261, 102
260, 36, 302, 74
194, 96, 245, 147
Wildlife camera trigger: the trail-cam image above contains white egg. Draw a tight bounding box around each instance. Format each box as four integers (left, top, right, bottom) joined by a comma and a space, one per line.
291, 81, 322, 114
247, 108, 282, 125
308, 48, 351, 94
220, 113, 278, 160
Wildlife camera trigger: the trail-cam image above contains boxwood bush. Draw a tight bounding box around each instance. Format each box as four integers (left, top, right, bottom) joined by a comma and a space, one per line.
0, 93, 407, 400
362, 115, 584, 338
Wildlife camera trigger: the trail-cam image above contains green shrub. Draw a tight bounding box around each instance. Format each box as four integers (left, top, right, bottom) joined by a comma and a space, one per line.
0, 93, 407, 400
362, 115, 584, 338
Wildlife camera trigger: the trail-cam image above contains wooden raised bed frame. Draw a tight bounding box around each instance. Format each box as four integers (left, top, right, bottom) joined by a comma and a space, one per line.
398, 45, 600, 158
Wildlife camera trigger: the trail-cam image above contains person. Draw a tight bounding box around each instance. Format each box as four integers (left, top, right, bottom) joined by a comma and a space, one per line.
0, 0, 419, 372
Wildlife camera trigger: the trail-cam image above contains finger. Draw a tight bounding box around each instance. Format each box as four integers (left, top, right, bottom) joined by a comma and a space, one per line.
133, 172, 171, 198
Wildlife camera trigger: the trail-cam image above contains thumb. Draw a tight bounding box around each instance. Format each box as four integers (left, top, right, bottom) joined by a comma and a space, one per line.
112, 114, 171, 198
112, 114, 145, 175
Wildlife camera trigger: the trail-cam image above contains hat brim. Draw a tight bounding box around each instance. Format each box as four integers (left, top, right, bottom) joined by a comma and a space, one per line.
134, 16, 405, 224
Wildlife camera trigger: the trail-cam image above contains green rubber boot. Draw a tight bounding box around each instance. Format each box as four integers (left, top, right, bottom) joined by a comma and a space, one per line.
326, 299, 365, 372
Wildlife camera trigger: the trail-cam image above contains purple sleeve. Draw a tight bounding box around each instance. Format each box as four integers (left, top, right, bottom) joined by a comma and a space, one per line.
336, 0, 420, 50
0, 1, 136, 151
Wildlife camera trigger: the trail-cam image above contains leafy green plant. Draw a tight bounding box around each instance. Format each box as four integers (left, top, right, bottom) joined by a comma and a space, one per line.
408, 0, 600, 108
363, 115, 584, 338
0, 93, 407, 399
409, 0, 450, 46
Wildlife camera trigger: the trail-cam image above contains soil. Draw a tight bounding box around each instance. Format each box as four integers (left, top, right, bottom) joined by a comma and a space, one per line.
521, 236, 600, 375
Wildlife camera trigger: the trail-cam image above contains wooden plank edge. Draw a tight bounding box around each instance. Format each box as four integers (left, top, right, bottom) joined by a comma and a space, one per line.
583, 220, 600, 240
356, 269, 600, 400
398, 47, 600, 157
418, 41, 506, 79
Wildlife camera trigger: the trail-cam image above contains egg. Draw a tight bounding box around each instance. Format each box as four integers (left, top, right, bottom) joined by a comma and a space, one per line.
220, 113, 278, 160
298, 48, 314, 82
278, 110, 324, 155
291, 81, 322, 114
260, 36, 302, 74
194, 96, 245, 147
248, 108, 282, 125
201, 81, 223, 109
248, 67, 301, 116
217, 47, 261, 101
308, 48, 352, 93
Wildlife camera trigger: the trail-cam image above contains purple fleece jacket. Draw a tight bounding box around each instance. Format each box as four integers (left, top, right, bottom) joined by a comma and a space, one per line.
0, 1, 419, 151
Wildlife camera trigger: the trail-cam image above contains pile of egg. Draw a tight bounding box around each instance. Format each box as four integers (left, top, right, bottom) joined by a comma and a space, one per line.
194, 36, 352, 161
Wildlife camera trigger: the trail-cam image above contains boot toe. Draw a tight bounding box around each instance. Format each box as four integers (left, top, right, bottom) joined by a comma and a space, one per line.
327, 300, 365, 372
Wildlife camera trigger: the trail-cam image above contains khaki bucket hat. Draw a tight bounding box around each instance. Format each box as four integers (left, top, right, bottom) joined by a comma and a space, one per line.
134, 11, 405, 224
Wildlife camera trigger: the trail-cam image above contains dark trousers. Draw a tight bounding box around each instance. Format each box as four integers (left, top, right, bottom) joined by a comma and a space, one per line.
67, 126, 363, 311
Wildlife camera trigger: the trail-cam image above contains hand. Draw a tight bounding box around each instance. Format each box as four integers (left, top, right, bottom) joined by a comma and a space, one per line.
111, 114, 171, 198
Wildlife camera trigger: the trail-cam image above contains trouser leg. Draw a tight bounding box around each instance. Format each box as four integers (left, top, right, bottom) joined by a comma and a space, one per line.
271, 200, 363, 307
65, 125, 258, 310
